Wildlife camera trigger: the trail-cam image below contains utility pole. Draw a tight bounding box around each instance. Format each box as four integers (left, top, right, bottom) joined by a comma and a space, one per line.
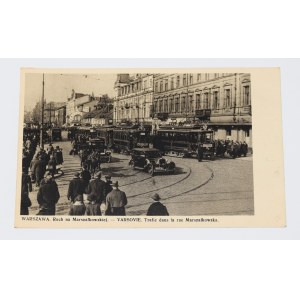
40, 73, 45, 149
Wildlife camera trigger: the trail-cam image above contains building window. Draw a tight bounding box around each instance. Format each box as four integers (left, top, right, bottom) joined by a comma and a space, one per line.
213, 91, 219, 109
164, 99, 168, 112
183, 74, 187, 86
189, 95, 194, 112
225, 89, 231, 108
226, 128, 231, 136
243, 86, 250, 105
160, 81, 163, 92
189, 74, 193, 84
175, 97, 179, 112
203, 92, 209, 109
196, 94, 201, 109
214, 73, 219, 79
197, 74, 201, 82
144, 80, 147, 90
176, 76, 180, 88
170, 98, 174, 112
205, 73, 209, 81
165, 80, 168, 91
171, 78, 174, 90
181, 96, 186, 113
155, 82, 158, 92
159, 100, 163, 112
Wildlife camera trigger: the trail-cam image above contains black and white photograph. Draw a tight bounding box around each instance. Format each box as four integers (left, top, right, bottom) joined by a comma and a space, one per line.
15, 68, 284, 227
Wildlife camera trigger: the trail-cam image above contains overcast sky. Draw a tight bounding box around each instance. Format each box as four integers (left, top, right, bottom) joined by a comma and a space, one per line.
24, 73, 117, 111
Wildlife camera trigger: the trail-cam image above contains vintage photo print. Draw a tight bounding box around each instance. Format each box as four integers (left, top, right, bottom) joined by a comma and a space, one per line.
15, 68, 285, 228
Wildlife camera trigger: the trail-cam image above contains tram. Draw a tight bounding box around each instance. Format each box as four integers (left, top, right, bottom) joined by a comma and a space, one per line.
153, 125, 215, 159
112, 126, 151, 154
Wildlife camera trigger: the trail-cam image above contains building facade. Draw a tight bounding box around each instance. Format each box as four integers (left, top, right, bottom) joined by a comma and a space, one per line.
153, 73, 252, 147
114, 74, 154, 126
66, 90, 99, 125
54, 105, 66, 127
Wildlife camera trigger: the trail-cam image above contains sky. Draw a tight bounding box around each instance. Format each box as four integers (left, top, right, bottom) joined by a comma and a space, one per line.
24, 73, 117, 111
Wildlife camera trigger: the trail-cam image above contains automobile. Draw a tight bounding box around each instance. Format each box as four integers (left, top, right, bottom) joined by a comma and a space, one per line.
48, 127, 62, 141
129, 148, 176, 176
88, 138, 112, 163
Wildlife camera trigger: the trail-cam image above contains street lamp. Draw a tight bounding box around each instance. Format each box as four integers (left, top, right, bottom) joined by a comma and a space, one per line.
40, 73, 45, 149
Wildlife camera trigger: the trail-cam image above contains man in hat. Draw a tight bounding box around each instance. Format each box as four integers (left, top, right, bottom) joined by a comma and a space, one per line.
32, 155, 47, 187
54, 145, 64, 165
37, 172, 60, 215
86, 171, 106, 205
146, 193, 169, 216
105, 181, 127, 216
67, 172, 85, 203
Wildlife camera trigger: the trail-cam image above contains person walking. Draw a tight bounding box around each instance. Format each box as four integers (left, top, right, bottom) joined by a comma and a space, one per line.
81, 164, 91, 191
104, 175, 113, 198
105, 181, 127, 216
37, 172, 60, 215
20, 168, 32, 215
47, 154, 57, 178
85, 193, 101, 216
146, 193, 169, 216
67, 172, 85, 203
32, 156, 47, 187
86, 171, 106, 206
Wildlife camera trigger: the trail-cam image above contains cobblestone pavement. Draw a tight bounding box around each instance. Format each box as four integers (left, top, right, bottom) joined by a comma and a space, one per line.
28, 132, 254, 216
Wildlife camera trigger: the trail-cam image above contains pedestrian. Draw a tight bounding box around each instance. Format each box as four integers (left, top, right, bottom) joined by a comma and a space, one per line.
105, 181, 127, 216
146, 193, 169, 216
197, 144, 203, 162
69, 198, 86, 216
20, 169, 32, 215
81, 164, 91, 191
32, 156, 47, 187
54, 146, 64, 165
37, 172, 60, 215
47, 154, 57, 178
104, 174, 113, 197
67, 172, 85, 203
86, 171, 106, 206
85, 193, 101, 216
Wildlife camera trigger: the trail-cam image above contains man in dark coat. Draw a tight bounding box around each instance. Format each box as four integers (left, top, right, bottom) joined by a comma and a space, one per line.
146, 193, 169, 216
104, 175, 113, 198
86, 171, 106, 205
37, 172, 60, 215
105, 181, 127, 216
54, 146, 64, 165
32, 156, 47, 187
47, 154, 57, 178
20, 169, 33, 215
67, 172, 85, 202
81, 165, 91, 191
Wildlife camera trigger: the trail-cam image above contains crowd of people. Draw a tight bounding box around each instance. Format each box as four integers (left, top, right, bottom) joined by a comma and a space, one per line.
21, 138, 169, 217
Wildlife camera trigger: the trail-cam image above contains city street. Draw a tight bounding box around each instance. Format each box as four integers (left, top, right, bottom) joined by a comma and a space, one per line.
28, 131, 254, 216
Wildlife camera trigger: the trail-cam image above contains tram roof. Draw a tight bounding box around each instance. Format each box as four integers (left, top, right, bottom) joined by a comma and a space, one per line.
157, 128, 214, 133
132, 148, 160, 152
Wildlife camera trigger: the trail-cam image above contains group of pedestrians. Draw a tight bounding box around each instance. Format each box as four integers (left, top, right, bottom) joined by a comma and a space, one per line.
21, 140, 170, 216
67, 170, 127, 216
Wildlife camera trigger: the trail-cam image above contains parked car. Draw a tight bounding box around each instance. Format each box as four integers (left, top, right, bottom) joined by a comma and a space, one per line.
129, 148, 176, 176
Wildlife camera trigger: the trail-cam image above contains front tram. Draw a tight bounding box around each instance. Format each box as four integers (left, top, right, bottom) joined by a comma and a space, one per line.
154, 126, 215, 159
112, 126, 150, 154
